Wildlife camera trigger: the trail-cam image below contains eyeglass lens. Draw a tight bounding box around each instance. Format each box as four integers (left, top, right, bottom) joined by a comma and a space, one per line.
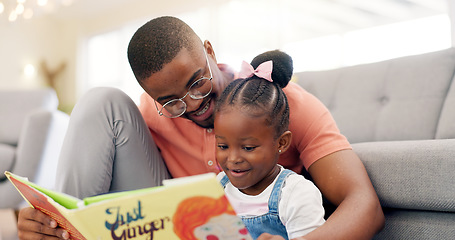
160, 78, 212, 117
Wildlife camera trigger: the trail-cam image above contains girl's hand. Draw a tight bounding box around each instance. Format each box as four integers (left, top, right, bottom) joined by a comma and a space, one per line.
256, 233, 286, 240
257, 233, 309, 240
17, 207, 69, 240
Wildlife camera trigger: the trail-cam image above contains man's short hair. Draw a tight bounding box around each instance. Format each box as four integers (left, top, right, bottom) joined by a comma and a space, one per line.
127, 16, 201, 82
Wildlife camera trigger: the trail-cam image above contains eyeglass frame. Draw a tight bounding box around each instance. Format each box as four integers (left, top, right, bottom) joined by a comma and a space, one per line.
154, 49, 213, 118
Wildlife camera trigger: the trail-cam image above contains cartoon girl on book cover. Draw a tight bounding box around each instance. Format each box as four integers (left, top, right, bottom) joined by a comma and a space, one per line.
173, 196, 252, 240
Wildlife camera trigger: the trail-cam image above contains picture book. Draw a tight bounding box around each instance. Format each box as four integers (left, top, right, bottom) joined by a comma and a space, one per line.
5, 171, 253, 240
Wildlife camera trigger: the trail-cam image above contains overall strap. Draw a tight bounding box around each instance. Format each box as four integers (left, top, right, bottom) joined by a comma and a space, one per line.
268, 169, 294, 214
220, 174, 230, 188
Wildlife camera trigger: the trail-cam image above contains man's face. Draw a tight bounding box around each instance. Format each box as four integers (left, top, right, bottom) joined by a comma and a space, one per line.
141, 47, 227, 128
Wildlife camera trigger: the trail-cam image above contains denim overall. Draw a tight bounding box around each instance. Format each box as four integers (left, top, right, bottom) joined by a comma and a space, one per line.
220, 169, 294, 240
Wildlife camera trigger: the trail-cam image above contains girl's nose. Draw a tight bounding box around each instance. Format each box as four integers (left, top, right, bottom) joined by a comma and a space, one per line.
227, 150, 243, 164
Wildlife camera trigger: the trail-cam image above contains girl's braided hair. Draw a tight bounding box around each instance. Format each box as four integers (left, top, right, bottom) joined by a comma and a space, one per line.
215, 50, 293, 139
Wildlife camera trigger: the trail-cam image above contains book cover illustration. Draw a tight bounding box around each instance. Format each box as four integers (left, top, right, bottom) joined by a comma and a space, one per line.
5, 171, 253, 240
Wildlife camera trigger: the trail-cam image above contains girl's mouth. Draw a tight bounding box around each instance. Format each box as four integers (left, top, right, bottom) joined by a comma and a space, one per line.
229, 169, 250, 177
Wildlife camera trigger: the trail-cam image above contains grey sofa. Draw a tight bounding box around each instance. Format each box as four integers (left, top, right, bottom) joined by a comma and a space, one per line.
0, 88, 69, 209
294, 48, 455, 239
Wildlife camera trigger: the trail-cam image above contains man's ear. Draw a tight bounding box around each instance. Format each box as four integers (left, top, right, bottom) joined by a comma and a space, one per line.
204, 40, 217, 63
277, 130, 292, 154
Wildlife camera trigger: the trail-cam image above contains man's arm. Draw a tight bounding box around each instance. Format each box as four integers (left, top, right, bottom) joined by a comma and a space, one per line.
304, 149, 385, 239
17, 207, 69, 240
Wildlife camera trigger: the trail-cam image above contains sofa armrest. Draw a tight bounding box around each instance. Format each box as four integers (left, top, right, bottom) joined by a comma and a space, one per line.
15, 109, 53, 177
0, 109, 69, 208
33, 110, 69, 188
16, 109, 69, 187
352, 139, 455, 212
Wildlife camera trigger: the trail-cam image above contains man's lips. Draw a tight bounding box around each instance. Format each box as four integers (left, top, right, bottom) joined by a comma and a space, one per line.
187, 98, 214, 121
194, 101, 210, 116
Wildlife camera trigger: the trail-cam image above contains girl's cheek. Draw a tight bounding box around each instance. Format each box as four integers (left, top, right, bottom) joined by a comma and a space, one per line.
239, 227, 248, 235
206, 235, 219, 240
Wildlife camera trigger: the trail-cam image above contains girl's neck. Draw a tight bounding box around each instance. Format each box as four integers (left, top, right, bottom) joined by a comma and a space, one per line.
240, 165, 281, 196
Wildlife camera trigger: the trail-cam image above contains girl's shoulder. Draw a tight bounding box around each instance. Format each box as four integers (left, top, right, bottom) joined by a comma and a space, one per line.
216, 171, 226, 181
283, 171, 320, 195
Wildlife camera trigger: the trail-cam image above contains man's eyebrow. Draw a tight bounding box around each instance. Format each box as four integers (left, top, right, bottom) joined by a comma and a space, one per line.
156, 69, 202, 103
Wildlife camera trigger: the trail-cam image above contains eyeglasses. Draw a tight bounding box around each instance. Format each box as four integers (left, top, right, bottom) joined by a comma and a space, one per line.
154, 50, 213, 118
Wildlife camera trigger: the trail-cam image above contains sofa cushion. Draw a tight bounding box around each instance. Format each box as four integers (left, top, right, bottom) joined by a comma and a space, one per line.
296, 48, 455, 143
373, 209, 455, 240
353, 139, 455, 212
0, 88, 58, 145
0, 143, 15, 180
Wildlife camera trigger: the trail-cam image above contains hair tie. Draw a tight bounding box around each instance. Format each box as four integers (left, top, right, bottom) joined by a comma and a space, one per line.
238, 60, 273, 82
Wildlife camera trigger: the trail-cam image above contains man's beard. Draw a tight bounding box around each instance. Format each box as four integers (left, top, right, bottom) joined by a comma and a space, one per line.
185, 113, 215, 129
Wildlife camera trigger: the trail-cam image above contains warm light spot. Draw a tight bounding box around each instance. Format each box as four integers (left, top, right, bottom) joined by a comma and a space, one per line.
8, 11, 17, 21
15, 3, 25, 15
24, 64, 36, 77
23, 8, 33, 19
37, 0, 47, 6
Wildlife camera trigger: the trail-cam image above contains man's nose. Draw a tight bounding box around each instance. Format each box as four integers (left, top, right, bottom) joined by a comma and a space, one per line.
183, 96, 203, 113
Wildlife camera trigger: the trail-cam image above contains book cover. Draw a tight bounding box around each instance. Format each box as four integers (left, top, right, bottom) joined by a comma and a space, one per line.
5, 171, 252, 240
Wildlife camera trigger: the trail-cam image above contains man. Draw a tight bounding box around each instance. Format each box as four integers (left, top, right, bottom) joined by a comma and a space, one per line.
17, 16, 384, 240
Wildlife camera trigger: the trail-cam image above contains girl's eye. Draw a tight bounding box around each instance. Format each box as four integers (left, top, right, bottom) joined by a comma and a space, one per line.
217, 144, 228, 150
243, 146, 256, 151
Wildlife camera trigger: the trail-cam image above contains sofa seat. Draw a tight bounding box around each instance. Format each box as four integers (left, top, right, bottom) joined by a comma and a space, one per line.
353, 139, 455, 213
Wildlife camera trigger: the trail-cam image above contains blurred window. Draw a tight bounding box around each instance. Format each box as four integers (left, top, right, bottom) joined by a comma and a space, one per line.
82, 0, 451, 101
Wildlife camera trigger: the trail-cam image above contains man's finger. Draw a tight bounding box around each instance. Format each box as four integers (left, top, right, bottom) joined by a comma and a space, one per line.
17, 208, 69, 239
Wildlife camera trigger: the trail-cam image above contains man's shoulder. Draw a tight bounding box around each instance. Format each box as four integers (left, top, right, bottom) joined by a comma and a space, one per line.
283, 81, 306, 94
284, 81, 324, 112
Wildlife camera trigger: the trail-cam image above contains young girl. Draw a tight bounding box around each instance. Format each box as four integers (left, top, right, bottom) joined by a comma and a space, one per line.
214, 50, 326, 240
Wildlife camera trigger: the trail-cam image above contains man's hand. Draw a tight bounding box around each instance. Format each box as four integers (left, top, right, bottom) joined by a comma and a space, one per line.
17, 207, 69, 240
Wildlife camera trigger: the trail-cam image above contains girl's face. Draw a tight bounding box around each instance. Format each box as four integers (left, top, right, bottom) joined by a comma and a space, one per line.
214, 107, 282, 195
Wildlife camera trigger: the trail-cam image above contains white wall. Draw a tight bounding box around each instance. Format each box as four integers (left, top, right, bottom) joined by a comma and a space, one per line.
0, 18, 61, 89
449, 0, 455, 46
0, 0, 228, 111
0, 16, 75, 110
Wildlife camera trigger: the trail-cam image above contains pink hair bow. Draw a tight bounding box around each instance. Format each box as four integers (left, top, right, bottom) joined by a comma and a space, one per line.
238, 60, 273, 82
